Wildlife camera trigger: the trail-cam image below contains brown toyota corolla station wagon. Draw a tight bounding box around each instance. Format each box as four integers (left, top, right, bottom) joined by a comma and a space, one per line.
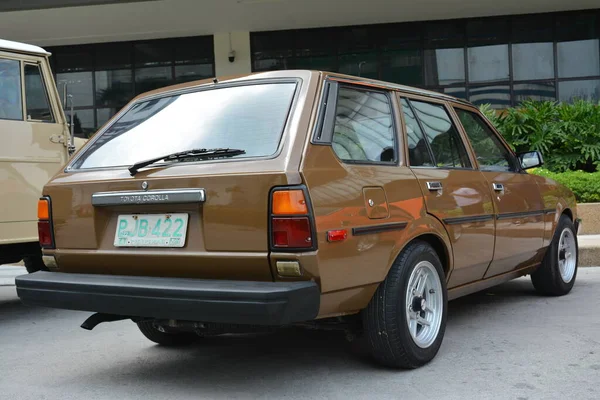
16, 70, 581, 369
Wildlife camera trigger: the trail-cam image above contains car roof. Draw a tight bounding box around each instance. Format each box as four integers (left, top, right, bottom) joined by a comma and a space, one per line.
130, 69, 474, 107
0, 39, 50, 56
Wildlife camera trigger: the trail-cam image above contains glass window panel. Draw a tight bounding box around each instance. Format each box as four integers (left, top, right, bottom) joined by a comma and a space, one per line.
338, 27, 377, 54
52, 46, 93, 72
332, 87, 395, 163
294, 29, 337, 57
95, 42, 133, 69
24, 64, 53, 122
557, 39, 600, 78
339, 52, 378, 79
95, 69, 133, 107
514, 82, 556, 103
424, 48, 465, 86
96, 107, 121, 129
70, 109, 95, 138
134, 41, 173, 67
0, 58, 23, 121
410, 100, 471, 168
512, 14, 553, 43
467, 18, 509, 46
379, 22, 422, 51
425, 20, 465, 48
469, 85, 511, 109
443, 87, 467, 100
251, 30, 294, 72
175, 64, 213, 83
400, 98, 433, 167
294, 56, 336, 71
559, 80, 600, 103
455, 109, 518, 172
382, 50, 422, 85
56, 72, 94, 107
253, 58, 291, 72
134, 66, 173, 95
556, 13, 597, 42
174, 36, 214, 65
513, 43, 554, 81
468, 45, 509, 83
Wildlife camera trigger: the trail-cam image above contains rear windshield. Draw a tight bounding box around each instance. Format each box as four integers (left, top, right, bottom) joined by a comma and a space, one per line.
71, 82, 297, 170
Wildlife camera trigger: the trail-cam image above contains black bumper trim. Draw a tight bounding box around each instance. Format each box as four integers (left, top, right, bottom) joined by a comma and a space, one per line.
16, 272, 320, 326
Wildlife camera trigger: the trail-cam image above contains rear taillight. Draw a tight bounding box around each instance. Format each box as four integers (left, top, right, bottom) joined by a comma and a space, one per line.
270, 188, 315, 250
37, 197, 55, 249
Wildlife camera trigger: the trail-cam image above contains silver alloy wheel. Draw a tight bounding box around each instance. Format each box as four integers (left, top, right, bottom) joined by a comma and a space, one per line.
558, 227, 577, 283
405, 261, 443, 349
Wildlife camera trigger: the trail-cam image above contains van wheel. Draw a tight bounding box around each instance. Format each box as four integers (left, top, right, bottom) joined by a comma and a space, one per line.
23, 255, 48, 274
137, 320, 198, 346
362, 241, 448, 369
531, 215, 578, 296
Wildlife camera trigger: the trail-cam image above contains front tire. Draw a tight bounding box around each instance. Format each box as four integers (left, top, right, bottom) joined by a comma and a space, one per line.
137, 320, 198, 346
531, 215, 578, 296
362, 240, 448, 369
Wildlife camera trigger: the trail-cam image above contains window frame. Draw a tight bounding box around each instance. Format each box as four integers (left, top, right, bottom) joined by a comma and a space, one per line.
313, 78, 401, 167
23, 62, 55, 123
397, 92, 475, 170
0, 55, 24, 122
449, 102, 525, 174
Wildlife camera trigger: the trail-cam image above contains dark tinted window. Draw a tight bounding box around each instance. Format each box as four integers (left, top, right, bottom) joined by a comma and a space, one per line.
0, 58, 23, 121
456, 109, 517, 172
332, 87, 395, 163
400, 98, 433, 167
72, 83, 297, 169
24, 64, 53, 122
410, 100, 471, 168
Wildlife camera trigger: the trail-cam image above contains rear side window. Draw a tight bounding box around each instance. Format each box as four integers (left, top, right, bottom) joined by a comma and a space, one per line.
408, 99, 472, 169
0, 58, 23, 121
72, 83, 297, 170
24, 64, 54, 122
400, 98, 434, 167
331, 86, 396, 163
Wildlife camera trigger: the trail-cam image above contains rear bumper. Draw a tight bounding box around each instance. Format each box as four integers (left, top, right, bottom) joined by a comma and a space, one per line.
16, 271, 320, 325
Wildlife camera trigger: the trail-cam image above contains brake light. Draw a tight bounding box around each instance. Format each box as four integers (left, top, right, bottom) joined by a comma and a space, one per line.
37, 197, 55, 249
270, 188, 314, 250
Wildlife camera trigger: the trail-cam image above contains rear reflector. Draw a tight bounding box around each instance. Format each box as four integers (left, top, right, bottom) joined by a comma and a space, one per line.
272, 190, 308, 215
327, 229, 347, 242
38, 199, 50, 220
272, 217, 312, 248
38, 221, 53, 247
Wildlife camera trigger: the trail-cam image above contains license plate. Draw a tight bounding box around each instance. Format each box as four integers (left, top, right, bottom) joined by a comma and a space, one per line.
114, 214, 189, 248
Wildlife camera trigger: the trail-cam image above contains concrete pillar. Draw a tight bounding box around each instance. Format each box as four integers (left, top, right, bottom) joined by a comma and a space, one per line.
213, 31, 252, 77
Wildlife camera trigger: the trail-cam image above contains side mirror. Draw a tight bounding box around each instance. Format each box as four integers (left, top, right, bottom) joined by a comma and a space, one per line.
517, 151, 544, 170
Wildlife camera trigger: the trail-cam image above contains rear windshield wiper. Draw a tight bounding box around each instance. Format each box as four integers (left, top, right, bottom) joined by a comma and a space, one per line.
128, 148, 246, 176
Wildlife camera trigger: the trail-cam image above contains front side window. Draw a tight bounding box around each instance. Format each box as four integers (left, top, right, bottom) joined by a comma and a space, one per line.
410, 100, 471, 168
72, 82, 297, 170
455, 108, 517, 172
24, 64, 54, 122
0, 58, 23, 121
331, 87, 395, 163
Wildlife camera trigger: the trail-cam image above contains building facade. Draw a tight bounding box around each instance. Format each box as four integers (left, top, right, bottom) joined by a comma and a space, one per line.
0, 1, 598, 137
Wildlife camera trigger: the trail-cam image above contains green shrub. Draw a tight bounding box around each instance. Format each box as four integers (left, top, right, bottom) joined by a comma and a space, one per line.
531, 169, 600, 203
479, 100, 600, 173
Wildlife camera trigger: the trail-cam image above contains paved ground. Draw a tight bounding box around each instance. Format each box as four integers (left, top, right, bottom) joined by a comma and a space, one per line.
1, 267, 600, 400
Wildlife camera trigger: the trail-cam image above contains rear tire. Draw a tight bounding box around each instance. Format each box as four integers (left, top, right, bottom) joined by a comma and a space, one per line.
362, 240, 448, 369
24, 255, 48, 274
137, 320, 198, 346
531, 215, 578, 296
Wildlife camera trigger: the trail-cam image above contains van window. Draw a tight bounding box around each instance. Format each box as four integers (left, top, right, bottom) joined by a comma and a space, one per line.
331, 87, 396, 163
410, 100, 472, 169
71, 82, 297, 170
24, 64, 54, 122
0, 58, 23, 121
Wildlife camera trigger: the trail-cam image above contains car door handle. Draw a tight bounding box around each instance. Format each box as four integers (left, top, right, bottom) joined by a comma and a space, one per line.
493, 183, 504, 192
427, 181, 443, 191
